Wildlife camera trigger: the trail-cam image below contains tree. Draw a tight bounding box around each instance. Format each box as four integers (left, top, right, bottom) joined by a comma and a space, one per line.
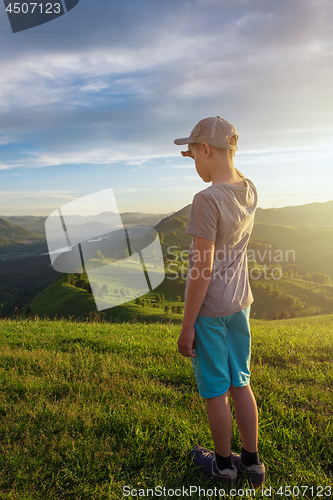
25, 306, 33, 318
176, 295, 181, 302
311, 273, 332, 285
77, 279, 86, 289
164, 305, 170, 313
94, 250, 105, 262
176, 306, 182, 314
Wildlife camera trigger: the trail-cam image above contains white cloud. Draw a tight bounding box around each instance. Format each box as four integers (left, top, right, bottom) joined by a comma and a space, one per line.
1, 0, 333, 214
0, 191, 76, 201
0, 163, 24, 170
0, 134, 15, 145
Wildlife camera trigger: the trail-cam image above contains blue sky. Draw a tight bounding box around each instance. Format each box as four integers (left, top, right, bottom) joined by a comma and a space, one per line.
0, 0, 333, 216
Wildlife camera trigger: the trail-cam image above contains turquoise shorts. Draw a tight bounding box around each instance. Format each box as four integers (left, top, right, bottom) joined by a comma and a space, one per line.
191, 307, 251, 399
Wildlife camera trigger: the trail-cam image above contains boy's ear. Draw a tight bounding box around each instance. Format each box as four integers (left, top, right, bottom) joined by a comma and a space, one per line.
201, 142, 211, 157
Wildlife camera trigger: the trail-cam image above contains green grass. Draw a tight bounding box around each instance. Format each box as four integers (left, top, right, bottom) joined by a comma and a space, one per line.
252, 224, 333, 280
0, 315, 332, 499
250, 278, 333, 319
26, 275, 185, 325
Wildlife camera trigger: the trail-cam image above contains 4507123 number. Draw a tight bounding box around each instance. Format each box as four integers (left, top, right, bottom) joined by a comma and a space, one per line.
5, 3, 61, 14
277, 485, 331, 497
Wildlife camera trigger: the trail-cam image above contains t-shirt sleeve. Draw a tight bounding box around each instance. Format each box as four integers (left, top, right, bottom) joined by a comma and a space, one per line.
186, 192, 219, 241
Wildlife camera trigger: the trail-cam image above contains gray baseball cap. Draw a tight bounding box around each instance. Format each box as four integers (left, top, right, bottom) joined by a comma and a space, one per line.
174, 116, 238, 151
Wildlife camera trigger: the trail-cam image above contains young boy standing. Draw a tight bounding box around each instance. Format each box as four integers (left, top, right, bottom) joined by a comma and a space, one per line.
174, 117, 265, 486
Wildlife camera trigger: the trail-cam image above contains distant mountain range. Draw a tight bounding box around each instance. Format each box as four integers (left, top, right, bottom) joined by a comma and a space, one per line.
255, 199, 333, 228
155, 199, 333, 231
154, 199, 333, 280
1, 199, 333, 278
2, 198, 333, 241
2, 198, 333, 321
0, 212, 171, 237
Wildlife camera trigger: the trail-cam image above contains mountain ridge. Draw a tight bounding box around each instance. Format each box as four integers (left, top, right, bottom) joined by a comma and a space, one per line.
0, 217, 44, 247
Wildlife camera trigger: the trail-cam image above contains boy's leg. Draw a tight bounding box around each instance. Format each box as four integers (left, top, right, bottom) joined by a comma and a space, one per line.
228, 384, 265, 486
229, 384, 258, 453
206, 391, 232, 457
191, 390, 237, 483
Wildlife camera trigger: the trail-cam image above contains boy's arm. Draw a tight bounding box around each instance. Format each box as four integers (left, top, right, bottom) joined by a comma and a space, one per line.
177, 236, 215, 357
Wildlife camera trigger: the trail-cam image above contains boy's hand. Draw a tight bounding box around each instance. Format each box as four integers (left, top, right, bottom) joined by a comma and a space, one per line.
177, 325, 196, 357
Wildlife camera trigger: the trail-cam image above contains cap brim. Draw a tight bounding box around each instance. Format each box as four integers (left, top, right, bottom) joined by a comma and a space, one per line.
174, 137, 195, 145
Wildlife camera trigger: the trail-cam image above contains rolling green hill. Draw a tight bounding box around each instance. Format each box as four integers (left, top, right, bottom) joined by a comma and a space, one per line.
25, 274, 185, 324
251, 223, 333, 279
0, 217, 44, 250
24, 257, 333, 322
0, 215, 47, 235
9, 198, 333, 321
255, 199, 333, 228
156, 201, 333, 278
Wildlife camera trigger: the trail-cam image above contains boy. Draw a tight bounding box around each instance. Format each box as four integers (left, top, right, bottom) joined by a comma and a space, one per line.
174, 117, 265, 486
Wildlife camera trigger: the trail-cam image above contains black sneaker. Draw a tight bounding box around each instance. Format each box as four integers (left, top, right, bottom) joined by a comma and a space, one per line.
191, 446, 237, 485
232, 453, 265, 487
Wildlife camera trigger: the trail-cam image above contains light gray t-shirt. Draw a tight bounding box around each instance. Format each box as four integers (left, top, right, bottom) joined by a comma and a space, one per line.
185, 178, 258, 317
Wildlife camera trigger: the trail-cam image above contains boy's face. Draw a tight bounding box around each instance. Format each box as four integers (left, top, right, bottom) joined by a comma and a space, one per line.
188, 143, 212, 183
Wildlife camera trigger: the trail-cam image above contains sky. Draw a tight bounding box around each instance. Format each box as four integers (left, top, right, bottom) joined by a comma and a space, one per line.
0, 0, 333, 217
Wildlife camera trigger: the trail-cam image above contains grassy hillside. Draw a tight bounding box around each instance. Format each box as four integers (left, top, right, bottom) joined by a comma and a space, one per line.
156, 204, 333, 280
156, 204, 192, 251
24, 246, 333, 322
25, 274, 185, 324
0, 315, 331, 499
5, 199, 333, 321
252, 223, 333, 279
0, 216, 47, 236
255, 199, 333, 228
251, 278, 333, 318
0, 217, 44, 250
